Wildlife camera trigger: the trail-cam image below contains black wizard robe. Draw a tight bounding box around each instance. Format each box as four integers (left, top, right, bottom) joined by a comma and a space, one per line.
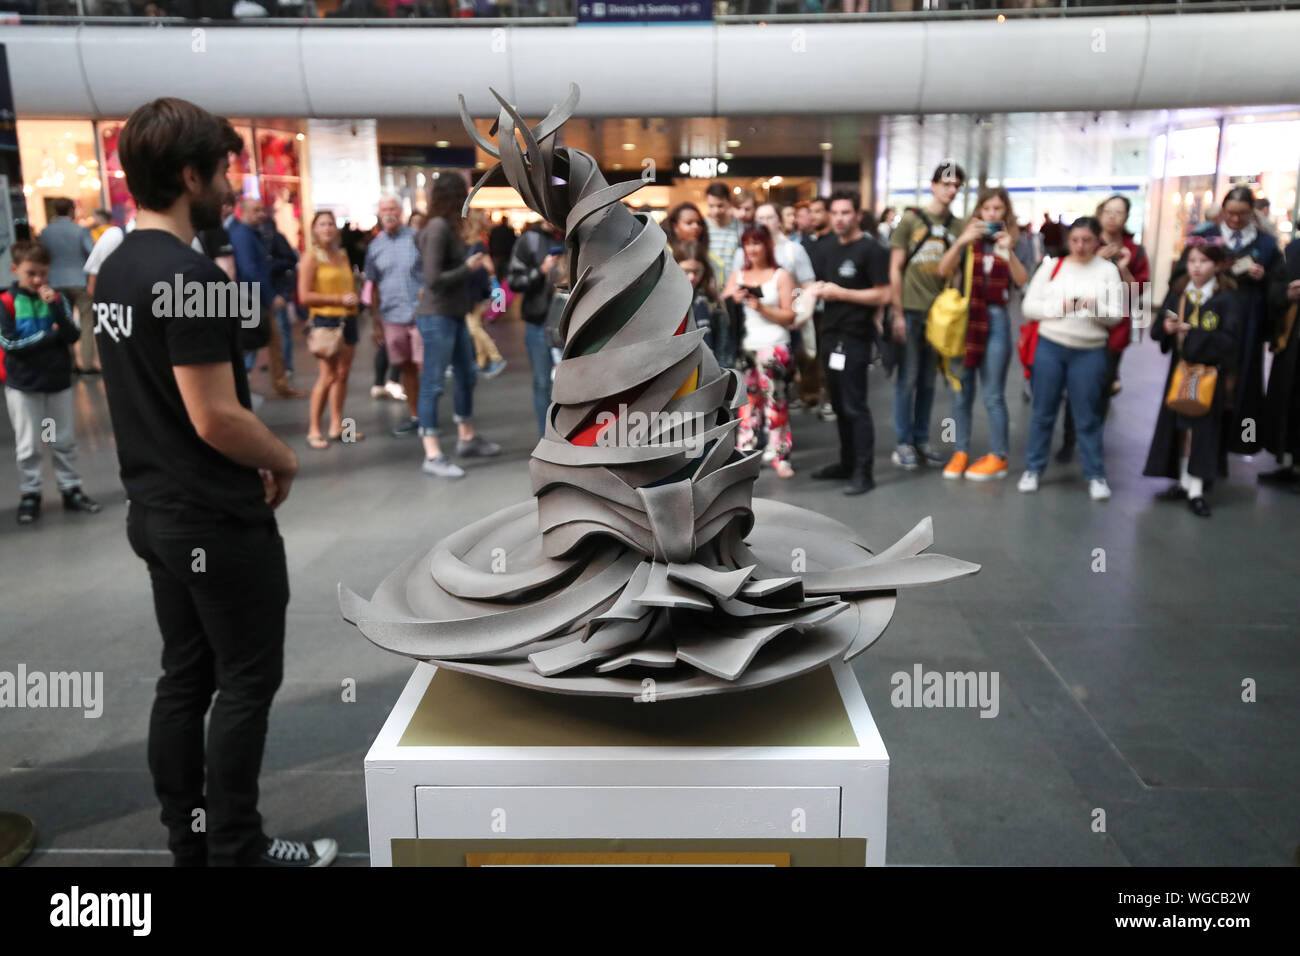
1143, 278, 1241, 484
1180, 223, 1286, 454
1261, 239, 1300, 460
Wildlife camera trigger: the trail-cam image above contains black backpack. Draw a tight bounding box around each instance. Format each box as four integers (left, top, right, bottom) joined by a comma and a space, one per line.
901, 207, 955, 272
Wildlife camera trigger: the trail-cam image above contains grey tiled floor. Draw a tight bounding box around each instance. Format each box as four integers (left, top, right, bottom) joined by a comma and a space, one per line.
1, 311, 1296, 866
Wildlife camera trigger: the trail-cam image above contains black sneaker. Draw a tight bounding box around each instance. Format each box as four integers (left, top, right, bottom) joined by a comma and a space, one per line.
841, 475, 876, 496
256, 836, 338, 868
457, 434, 501, 458
392, 417, 420, 437
811, 463, 849, 481
17, 494, 40, 525
62, 488, 101, 514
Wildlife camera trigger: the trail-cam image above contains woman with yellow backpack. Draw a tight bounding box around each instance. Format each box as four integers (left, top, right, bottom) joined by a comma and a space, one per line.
934, 187, 1029, 482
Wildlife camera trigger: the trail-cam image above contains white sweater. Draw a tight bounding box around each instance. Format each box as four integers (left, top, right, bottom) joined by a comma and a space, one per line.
1021, 256, 1124, 350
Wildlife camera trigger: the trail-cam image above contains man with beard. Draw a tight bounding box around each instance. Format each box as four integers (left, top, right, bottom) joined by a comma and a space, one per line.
93, 98, 335, 868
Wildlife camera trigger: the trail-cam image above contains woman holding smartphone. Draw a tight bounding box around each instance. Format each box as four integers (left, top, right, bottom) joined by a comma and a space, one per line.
722, 225, 797, 478
1143, 240, 1240, 518
1183, 186, 1285, 458
936, 187, 1028, 481
1017, 217, 1125, 501
1057, 194, 1151, 463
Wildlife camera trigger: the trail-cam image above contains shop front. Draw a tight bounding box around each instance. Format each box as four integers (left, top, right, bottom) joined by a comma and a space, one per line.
18, 117, 307, 249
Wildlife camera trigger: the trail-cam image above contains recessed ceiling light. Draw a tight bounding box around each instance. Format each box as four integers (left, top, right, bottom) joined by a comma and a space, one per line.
295, 133, 305, 141
726, 140, 741, 148
613, 163, 624, 170
435, 140, 450, 148
622, 143, 636, 151
819, 142, 833, 150
722, 152, 734, 160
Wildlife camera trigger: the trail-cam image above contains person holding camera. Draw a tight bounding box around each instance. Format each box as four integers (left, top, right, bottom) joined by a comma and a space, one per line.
936, 187, 1028, 482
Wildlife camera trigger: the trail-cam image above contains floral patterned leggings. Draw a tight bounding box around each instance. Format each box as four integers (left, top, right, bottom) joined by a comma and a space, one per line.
738, 344, 794, 464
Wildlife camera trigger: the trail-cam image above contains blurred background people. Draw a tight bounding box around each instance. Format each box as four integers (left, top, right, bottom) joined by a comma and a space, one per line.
299, 210, 361, 449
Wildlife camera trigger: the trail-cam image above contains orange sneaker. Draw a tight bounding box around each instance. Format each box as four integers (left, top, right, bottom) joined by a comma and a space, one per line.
964, 453, 1008, 482
942, 451, 969, 480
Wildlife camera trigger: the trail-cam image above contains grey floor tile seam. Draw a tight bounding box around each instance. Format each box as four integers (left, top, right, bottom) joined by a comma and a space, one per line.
1020, 630, 1151, 795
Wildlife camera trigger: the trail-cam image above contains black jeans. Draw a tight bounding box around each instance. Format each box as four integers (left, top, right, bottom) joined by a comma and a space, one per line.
373, 340, 402, 388
824, 334, 876, 480
126, 503, 289, 866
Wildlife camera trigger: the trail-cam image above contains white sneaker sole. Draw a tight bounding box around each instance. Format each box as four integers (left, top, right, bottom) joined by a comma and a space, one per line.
312, 839, 338, 867
964, 470, 1007, 483
891, 454, 919, 471
942, 469, 965, 480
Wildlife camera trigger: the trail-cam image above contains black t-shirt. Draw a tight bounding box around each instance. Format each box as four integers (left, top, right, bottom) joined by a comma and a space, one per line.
197, 226, 233, 261
802, 232, 832, 273
94, 229, 271, 525
814, 233, 890, 341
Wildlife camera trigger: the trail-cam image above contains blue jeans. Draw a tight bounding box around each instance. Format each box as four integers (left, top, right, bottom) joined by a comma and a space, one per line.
1025, 336, 1108, 480
893, 308, 937, 447
274, 303, 294, 373
416, 314, 476, 435
951, 304, 1011, 458
524, 321, 553, 436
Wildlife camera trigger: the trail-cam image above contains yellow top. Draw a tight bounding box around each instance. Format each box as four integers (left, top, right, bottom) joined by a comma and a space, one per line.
310, 250, 356, 320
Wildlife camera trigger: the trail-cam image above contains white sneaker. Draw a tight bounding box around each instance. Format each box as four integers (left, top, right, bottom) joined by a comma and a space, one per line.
370, 385, 387, 399
1017, 471, 1039, 493
385, 381, 407, 402
1088, 478, 1112, 501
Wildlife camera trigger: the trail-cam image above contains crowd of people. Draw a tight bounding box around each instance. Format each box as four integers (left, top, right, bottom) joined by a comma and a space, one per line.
657, 168, 1300, 515
5, 96, 1295, 867
7, 159, 1300, 520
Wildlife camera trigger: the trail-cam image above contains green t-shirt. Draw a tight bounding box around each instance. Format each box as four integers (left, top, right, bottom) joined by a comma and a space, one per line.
890, 208, 965, 313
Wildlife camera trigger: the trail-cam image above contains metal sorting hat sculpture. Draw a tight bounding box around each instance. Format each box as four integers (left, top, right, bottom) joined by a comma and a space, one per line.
338, 84, 979, 699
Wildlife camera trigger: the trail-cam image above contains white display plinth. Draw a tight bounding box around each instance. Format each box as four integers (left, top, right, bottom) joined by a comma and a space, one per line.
364, 661, 888, 866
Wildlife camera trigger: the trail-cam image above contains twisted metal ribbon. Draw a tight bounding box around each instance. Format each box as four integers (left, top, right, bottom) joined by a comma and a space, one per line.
339, 84, 979, 699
